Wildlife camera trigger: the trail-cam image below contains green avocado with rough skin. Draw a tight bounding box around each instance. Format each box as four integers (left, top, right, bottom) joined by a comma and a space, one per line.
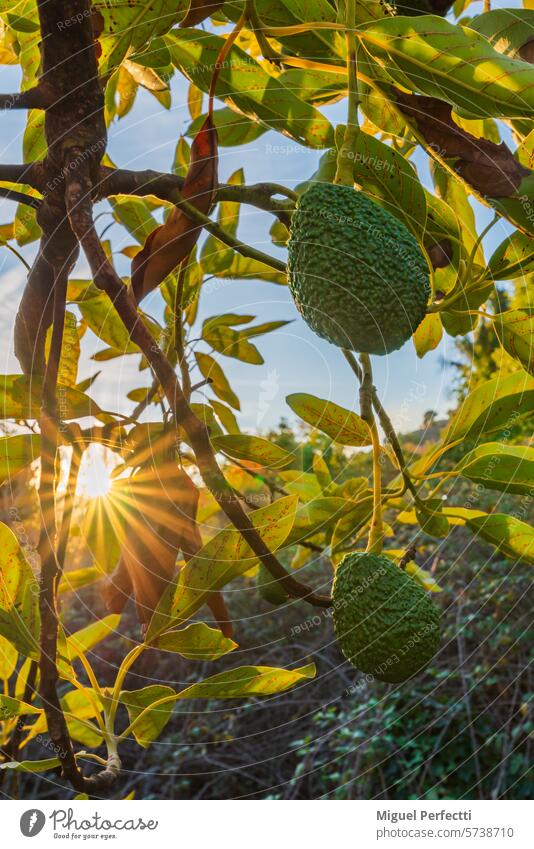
256, 563, 289, 606
287, 183, 430, 355
332, 552, 440, 683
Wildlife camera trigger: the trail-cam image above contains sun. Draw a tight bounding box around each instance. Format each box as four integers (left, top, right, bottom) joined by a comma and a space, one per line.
76, 444, 115, 499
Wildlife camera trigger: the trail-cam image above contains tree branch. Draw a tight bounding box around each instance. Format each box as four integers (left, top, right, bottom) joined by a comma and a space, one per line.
97, 166, 296, 225
38, 264, 87, 793
65, 164, 330, 608
0, 162, 45, 191
0, 87, 50, 110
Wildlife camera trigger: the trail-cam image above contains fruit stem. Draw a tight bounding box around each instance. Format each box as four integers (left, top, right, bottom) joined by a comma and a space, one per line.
334, 0, 359, 187
359, 353, 384, 555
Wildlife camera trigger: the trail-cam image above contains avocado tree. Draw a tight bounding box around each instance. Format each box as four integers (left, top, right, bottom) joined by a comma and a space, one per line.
0, 0, 532, 798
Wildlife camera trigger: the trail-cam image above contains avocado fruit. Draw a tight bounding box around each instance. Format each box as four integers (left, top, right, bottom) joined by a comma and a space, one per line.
332, 551, 440, 683
287, 183, 430, 355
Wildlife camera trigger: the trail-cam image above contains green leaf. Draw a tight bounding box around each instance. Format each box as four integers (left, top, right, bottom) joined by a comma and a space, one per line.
351, 132, 427, 237
457, 443, 534, 495
63, 615, 121, 664
360, 16, 534, 119
277, 68, 346, 106
0, 694, 41, 718
95, 0, 189, 74
5, 12, 39, 32
312, 453, 332, 490
208, 253, 286, 285
466, 514, 534, 564
286, 393, 371, 446
209, 400, 240, 434
167, 29, 334, 148
413, 313, 443, 358
0, 758, 61, 773
0, 523, 39, 658
492, 309, 534, 375
79, 294, 139, 354
82, 496, 126, 575
415, 500, 450, 539
201, 168, 244, 274
120, 685, 175, 747
156, 622, 237, 659
58, 567, 101, 594
14, 200, 40, 245
468, 9, 534, 57
187, 107, 268, 146
0, 634, 18, 680
488, 230, 534, 280
279, 470, 322, 503
109, 196, 160, 245
146, 495, 298, 640
202, 323, 264, 365
225, 0, 342, 61
286, 496, 370, 547
195, 351, 240, 410
23, 109, 46, 161
45, 310, 79, 387
174, 662, 316, 700
405, 562, 442, 593
0, 374, 109, 422
443, 370, 534, 446
211, 434, 293, 469
0, 434, 39, 486
242, 320, 291, 339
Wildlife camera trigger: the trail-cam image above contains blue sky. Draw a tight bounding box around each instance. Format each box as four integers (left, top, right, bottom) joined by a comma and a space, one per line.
0, 4, 519, 435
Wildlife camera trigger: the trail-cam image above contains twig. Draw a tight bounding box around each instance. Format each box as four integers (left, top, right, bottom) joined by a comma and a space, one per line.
174, 262, 192, 402
359, 353, 383, 554
342, 349, 417, 497
168, 188, 286, 274
97, 167, 296, 225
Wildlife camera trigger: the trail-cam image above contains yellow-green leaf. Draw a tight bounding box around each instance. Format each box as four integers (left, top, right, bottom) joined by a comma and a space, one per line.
146, 495, 298, 640
466, 514, 534, 564
175, 662, 316, 700
156, 623, 237, 659
457, 443, 534, 495
211, 434, 293, 469
413, 313, 443, 358
120, 685, 175, 747
195, 351, 240, 410
492, 309, 534, 375
167, 29, 334, 148
286, 393, 371, 446
360, 16, 534, 119
0, 434, 39, 486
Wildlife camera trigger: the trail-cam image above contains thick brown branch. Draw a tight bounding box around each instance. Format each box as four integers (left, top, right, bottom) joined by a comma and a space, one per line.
0, 87, 50, 110
14, 249, 55, 375
0, 162, 45, 191
38, 265, 86, 793
65, 166, 330, 608
393, 90, 530, 198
